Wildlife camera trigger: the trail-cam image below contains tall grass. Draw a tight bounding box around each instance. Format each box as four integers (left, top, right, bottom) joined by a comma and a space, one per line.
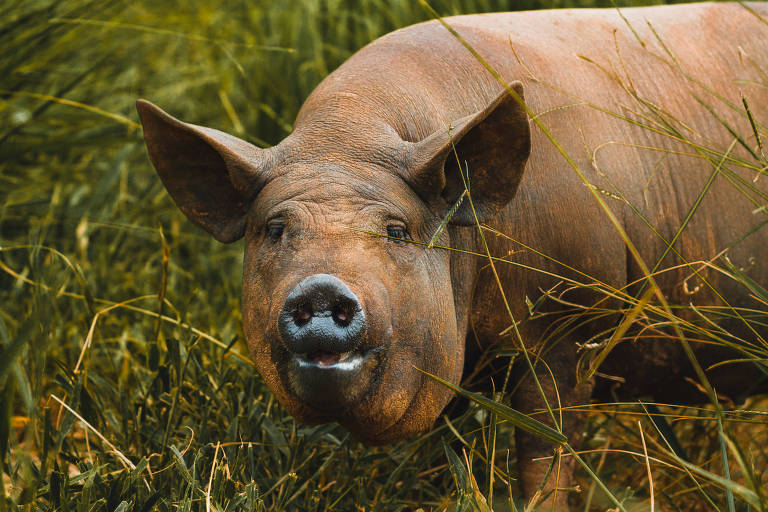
1, 0, 766, 510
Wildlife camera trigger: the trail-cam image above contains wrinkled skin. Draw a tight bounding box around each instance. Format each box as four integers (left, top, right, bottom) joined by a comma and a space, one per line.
241, 166, 466, 441
138, 3, 768, 508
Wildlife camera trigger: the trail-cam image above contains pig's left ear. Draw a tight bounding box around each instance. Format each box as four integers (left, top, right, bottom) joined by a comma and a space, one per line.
137, 100, 274, 243
403, 82, 531, 225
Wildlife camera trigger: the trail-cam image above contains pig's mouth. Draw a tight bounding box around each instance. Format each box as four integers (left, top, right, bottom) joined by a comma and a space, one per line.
287, 346, 384, 411
297, 349, 366, 369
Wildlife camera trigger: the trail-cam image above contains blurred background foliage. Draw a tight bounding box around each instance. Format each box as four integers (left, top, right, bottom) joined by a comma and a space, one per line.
1, 0, 758, 510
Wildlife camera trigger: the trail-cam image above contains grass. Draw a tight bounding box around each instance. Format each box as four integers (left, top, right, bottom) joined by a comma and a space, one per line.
1, 0, 767, 510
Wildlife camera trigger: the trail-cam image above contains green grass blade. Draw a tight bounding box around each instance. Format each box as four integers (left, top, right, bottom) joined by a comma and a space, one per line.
427, 189, 466, 249
418, 368, 567, 445
669, 450, 761, 509
742, 96, 765, 160
717, 416, 736, 512
0, 315, 26, 388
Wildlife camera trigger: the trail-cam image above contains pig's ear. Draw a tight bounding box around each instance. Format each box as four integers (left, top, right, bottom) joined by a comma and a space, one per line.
136, 100, 273, 243
403, 82, 530, 225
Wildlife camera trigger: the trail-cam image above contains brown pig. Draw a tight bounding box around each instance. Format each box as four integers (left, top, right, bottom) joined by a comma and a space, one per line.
137, 2, 768, 507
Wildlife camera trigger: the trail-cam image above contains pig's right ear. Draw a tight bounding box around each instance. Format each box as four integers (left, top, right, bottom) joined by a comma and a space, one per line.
136, 100, 273, 243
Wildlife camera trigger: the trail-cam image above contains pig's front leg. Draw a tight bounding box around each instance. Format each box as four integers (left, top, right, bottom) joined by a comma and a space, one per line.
511, 351, 593, 511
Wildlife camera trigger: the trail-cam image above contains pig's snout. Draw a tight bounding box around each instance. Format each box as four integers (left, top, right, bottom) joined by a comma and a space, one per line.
278, 274, 366, 359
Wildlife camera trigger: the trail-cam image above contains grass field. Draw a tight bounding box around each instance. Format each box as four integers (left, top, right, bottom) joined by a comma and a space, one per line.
1, 0, 767, 510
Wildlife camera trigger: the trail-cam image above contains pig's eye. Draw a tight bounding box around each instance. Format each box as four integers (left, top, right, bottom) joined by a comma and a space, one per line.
266, 221, 284, 241
386, 224, 410, 242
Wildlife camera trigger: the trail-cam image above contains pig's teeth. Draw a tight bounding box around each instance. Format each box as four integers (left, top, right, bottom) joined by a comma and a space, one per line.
294, 351, 364, 370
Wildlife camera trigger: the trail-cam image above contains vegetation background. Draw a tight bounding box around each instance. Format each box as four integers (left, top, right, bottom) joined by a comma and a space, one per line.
1, 0, 766, 510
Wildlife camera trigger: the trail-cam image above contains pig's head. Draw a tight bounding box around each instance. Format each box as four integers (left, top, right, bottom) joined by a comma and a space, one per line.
136, 84, 530, 443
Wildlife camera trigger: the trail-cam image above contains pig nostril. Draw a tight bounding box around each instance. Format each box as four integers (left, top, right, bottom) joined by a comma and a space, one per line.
294, 304, 313, 326
278, 274, 366, 355
332, 304, 352, 326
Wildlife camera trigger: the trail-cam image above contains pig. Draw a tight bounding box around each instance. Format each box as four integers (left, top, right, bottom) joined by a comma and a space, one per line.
137, 2, 768, 507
